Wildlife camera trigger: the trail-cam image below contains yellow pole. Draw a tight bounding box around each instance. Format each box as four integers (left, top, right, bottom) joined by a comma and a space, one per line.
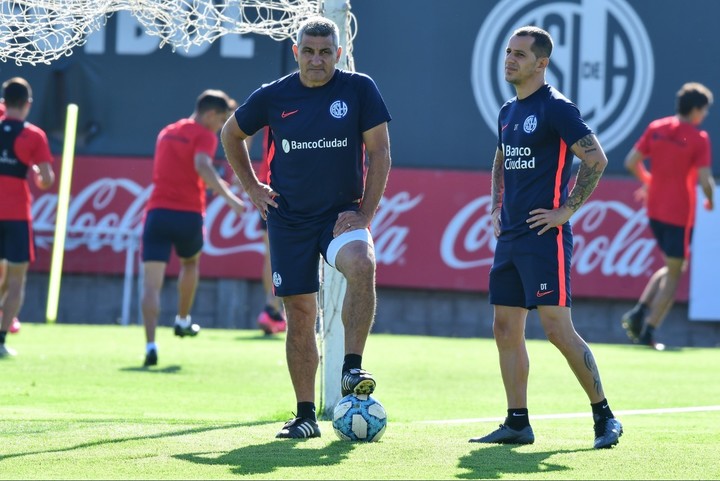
46, 103, 79, 323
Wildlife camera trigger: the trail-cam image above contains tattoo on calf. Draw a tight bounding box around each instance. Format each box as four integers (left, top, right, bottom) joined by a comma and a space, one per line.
584, 350, 603, 396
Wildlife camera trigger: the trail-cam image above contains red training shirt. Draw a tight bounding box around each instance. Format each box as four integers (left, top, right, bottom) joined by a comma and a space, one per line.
636, 116, 712, 227
146, 118, 218, 215
0, 115, 54, 221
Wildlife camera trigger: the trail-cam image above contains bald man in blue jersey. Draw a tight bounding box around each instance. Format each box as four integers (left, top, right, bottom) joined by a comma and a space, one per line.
468, 26, 622, 449
222, 16, 391, 439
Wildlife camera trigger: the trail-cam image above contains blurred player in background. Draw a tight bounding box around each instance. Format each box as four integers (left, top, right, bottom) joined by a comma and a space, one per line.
0, 84, 21, 336
470, 26, 622, 449
226, 126, 286, 335
0, 77, 55, 356
622, 82, 715, 350
0, 262, 22, 334
222, 16, 391, 439
253, 127, 287, 335
140, 89, 245, 367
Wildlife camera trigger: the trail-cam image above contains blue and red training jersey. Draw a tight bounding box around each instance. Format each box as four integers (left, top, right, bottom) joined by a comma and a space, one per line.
234, 69, 391, 223
497, 84, 593, 240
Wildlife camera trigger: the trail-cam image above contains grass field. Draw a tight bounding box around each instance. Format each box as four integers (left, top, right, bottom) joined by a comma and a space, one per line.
2, 323, 719, 480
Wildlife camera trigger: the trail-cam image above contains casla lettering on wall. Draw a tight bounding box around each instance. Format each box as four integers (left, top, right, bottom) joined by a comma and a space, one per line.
83, 11, 255, 58
471, 0, 654, 152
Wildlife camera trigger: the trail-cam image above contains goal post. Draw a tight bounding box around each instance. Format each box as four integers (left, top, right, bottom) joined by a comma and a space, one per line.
317, 0, 354, 419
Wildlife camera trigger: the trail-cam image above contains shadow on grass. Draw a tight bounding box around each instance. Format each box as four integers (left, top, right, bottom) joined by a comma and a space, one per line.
0, 421, 272, 462
120, 365, 183, 374
457, 444, 593, 479
174, 439, 355, 476
235, 334, 285, 341
617, 343, 684, 353
657, 345, 683, 352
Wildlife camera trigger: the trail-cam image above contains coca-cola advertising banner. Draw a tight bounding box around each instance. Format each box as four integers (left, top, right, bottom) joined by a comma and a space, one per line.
30, 156, 684, 301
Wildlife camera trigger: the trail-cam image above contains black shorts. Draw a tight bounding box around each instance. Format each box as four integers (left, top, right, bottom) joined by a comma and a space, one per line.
489, 226, 573, 309
649, 218, 692, 259
141, 208, 204, 262
266, 205, 371, 297
0, 220, 34, 263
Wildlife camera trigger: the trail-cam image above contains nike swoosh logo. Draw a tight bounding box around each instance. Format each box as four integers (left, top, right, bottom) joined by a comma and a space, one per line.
536, 290, 555, 298
511, 413, 526, 417
501, 123, 510, 131
281, 109, 299, 118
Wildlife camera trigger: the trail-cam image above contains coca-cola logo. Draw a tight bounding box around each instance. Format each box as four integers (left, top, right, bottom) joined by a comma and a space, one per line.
371, 192, 422, 266
440, 196, 656, 278
33, 178, 148, 251
572, 200, 655, 277
29, 178, 425, 267
203, 188, 264, 256
441, 196, 496, 269
31, 178, 656, 280
26, 159, 664, 300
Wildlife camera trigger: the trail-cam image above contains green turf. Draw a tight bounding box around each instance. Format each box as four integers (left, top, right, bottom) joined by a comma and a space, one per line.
1, 323, 719, 479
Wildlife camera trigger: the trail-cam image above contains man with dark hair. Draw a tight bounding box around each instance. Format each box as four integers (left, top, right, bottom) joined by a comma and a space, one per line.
140, 89, 245, 367
469, 26, 622, 449
222, 15, 392, 439
622, 82, 715, 349
0, 77, 55, 356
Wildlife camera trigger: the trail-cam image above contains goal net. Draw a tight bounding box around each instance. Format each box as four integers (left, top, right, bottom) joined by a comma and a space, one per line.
0, 0, 355, 67
2, 0, 353, 419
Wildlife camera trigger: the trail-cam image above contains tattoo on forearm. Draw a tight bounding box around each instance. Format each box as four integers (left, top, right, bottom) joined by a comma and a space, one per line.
584, 350, 603, 396
566, 159, 604, 212
491, 150, 504, 209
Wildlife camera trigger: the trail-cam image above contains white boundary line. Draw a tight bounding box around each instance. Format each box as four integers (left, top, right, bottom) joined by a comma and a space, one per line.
422, 405, 720, 425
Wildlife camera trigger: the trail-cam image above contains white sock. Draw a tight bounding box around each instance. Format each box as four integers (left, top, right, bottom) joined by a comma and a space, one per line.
146, 342, 157, 353
175, 315, 191, 328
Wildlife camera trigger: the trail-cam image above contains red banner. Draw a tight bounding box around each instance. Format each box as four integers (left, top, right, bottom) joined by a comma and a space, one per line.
29, 156, 683, 301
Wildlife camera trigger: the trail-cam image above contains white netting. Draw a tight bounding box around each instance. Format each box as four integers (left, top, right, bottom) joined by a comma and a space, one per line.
0, 0, 356, 66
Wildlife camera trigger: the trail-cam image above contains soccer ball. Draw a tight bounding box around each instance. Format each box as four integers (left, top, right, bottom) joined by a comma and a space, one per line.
332, 393, 387, 442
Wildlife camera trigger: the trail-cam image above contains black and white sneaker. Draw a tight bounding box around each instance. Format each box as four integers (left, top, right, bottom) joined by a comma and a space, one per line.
341, 368, 376, 396
174, 322, 200, 338
275, 417, 321, 439
469, 424, 535, 444
143, 349, 158, 367
0, 344, 17, 357
593, 417, 623, 449
639, 332, 666, 351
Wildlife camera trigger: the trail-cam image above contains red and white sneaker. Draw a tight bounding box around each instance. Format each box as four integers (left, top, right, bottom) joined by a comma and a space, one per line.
0, 310, 21, 334
10, 317, 21, 334
257, 311, 287, 335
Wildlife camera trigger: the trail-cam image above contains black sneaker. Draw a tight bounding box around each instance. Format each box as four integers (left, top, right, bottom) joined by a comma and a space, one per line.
275, 417, 321, 439
174, 323, 200, 338
621, 308, 643, 342
143, 349, 158, 367
469, 424, 535, 444
341, 368, 376, 396
593, 417, 623, 449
